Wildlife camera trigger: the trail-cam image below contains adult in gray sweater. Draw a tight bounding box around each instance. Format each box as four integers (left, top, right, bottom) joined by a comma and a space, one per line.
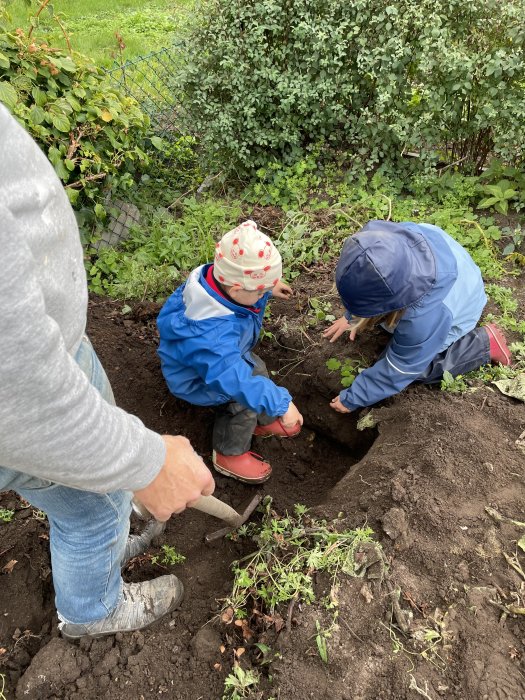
0, 104, 215, 639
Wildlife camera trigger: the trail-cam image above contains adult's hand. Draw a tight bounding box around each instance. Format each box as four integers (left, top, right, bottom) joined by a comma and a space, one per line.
272, 280, 293, 299
134, 435, 215, 522
322, 316, 358, 343
281, 401, 304, 428
330, 396, 352, 414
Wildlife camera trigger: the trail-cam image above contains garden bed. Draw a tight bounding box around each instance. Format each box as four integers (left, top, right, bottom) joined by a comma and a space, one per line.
1, 273, 524, 699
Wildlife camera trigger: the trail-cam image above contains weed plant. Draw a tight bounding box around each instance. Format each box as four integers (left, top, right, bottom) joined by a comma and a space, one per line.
151, 544, 185, 566
89, 198, 242, 300
223, 499, 375, 622
0, 508, 14, 523
222, 666, 260, 700
326, 357, 368, 388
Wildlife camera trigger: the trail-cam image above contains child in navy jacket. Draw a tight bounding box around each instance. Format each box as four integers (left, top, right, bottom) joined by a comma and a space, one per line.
157, 221, 303, 483
324, 220, 512, 414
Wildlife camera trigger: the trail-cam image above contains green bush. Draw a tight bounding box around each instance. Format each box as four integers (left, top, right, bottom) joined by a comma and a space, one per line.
0, 13, 152, 219
179, 0, 525, 175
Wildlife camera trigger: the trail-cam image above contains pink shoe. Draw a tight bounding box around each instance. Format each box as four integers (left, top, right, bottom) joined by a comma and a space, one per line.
485, 323, 512, 366
212, 450, 272, 484
254, 418, 301, 438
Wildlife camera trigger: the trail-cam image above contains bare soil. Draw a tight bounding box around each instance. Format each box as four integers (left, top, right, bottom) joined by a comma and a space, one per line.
1, 270, 524, 700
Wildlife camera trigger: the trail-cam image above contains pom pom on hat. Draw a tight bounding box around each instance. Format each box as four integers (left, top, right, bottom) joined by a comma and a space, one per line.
213, 220, 282, 291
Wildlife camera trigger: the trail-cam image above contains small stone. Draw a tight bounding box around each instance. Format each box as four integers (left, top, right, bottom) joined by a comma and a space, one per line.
381, 507, 408, 540
190, 625, 222, 663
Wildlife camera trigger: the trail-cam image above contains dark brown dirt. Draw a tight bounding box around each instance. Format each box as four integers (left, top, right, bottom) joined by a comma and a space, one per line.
1, 271, 525, 700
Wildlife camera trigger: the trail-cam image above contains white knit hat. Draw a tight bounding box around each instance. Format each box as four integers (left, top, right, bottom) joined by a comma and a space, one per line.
213, 220, 282, 291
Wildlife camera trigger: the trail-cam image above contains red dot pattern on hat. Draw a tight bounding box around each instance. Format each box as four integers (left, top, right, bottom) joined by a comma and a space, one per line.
257, 284, 265, 290
263, 265, 270, 271
273, 279, 279, 285
244, 270, 252, 275
239, 249, 244, 255
258, 251, 264, 258
219, 275, 225, 282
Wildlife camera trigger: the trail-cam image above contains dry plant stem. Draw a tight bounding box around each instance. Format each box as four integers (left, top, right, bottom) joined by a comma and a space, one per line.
503, 552, 525, 580
65, 172, 106, 189
28, 0, 52, 38
286, 595, 298, 633
341, 618, 366, 645
408, 675, 435, 700
485, 506, 525, 529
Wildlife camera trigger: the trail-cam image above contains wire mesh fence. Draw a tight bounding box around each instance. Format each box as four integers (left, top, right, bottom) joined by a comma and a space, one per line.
104, 42, 188, 137
96, 43, 191, 249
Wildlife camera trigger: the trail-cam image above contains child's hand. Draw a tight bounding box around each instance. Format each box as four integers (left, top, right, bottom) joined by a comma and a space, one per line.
330, 396, 352, 414
281, 401, 303, 428
272, 280, 293, 299
323, 316, 356, 343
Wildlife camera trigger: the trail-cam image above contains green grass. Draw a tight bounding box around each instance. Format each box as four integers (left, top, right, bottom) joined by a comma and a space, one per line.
2, 0, 193, 65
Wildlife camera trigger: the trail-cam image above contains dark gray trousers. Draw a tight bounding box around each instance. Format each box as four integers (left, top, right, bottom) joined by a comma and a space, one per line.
417, 326, 490, 384
213, 353, 276, 455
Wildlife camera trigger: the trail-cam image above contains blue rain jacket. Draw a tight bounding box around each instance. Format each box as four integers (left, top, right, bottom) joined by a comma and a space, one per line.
335, 221, 487, 411
157, 264, 292, 416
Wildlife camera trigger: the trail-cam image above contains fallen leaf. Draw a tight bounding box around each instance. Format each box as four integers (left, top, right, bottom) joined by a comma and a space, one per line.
234, 647, 245, 658
0, 648, 6, 655
219, 644, 226, 654
221, 607, 234, 624
2, 559, 17, 574
213, 663, 222, 671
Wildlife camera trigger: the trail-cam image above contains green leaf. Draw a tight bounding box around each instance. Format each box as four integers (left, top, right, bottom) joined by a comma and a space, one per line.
30, 105, 46, 125
0, 81, 18, 109
94, 203, 106, 220
51, 113, 71, 132
0, 52, 10, 70
341, 375, 355, 387
478, 197, 499, 209
518, 535, 525, 553
326, 358, 341, 371
32, 87, 48, 107
66, 188, 80, 205
150, 136, 164, 150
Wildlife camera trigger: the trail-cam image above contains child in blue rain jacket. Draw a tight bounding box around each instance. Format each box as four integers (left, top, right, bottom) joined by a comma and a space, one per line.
323, 220, 512, 414
157, 221, 303, 483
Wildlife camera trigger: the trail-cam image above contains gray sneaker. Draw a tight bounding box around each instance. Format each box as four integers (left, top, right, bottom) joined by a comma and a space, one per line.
59, 575, 184, 640
122, 519, 166, 566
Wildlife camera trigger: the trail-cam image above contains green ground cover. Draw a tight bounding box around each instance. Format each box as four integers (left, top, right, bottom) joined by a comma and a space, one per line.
1, 0, 192, 65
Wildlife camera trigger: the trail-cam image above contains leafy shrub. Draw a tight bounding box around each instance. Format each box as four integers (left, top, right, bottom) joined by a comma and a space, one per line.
0, 13, 151, 219
179, 0, 525, 175
89, 197, 243, 300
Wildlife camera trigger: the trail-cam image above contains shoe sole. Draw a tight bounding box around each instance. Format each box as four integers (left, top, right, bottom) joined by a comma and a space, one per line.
60, 582, 184, 640
253, 430, 301, 439
212, 461, 272, 485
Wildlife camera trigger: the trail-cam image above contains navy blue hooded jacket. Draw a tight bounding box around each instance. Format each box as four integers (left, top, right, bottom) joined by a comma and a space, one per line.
335, 221, 487, 411
157, 264, 292, 416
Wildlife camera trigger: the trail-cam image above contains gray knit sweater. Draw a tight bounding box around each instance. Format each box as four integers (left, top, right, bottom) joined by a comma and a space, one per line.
0, 105, 165, 492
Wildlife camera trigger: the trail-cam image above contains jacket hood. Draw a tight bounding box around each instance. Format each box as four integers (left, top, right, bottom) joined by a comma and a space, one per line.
335, 221, 436, 317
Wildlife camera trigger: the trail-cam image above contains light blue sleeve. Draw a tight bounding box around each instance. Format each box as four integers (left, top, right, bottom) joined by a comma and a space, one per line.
339, 304, 453, 410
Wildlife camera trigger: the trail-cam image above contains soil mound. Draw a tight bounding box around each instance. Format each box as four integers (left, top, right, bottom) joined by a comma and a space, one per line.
1, 287, 524, 700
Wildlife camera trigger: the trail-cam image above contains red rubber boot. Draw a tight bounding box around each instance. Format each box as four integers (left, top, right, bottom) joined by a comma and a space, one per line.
212, 450, 272, 484
485, 323, 512, 366
254, 418, 301, 438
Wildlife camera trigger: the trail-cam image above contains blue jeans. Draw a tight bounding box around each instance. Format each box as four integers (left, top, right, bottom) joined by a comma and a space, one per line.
0, 337, 131, 624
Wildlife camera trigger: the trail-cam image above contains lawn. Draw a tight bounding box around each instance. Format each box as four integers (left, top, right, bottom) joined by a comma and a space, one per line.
1, 0, 193, 65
